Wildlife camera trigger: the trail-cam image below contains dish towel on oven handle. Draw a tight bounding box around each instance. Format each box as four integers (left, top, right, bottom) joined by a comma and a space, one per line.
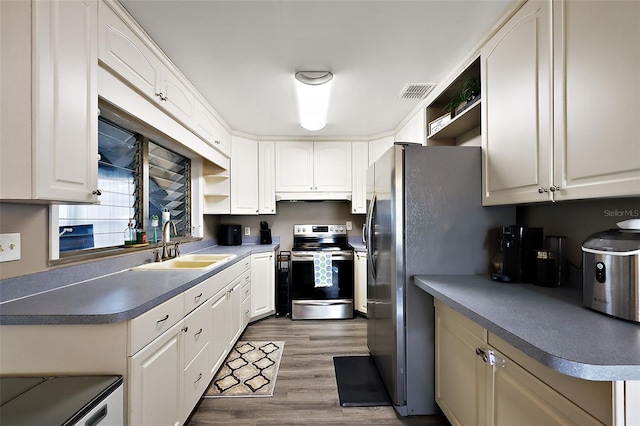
314, 251, 333, 288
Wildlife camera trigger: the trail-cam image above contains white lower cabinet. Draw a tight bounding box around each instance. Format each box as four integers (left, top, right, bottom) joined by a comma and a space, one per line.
250, 252, 275, 321
129, 320, 183, 426
130, 256, 252, 425
354, 251, 367, 315
435, 299, 610, 426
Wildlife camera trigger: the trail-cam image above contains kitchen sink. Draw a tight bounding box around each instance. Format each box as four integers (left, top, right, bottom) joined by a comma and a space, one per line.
131, 254, 236, 271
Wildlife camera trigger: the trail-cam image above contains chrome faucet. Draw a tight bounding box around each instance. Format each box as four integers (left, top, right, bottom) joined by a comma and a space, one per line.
160, 220, 180, 261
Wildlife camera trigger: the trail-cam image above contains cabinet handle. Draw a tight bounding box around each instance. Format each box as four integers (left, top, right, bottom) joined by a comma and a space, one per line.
157, 314, 169, 324
194, 373, 203, 384
475, 348, 505, 367
214, 140, 221, 145
195, 293, 203, 302
92, 189, 102, 196
194, 328, 203, 338
182, 326, 189, 333
549, 185, 560, 192
537, 187, 548, 194
155, 92, 168, 101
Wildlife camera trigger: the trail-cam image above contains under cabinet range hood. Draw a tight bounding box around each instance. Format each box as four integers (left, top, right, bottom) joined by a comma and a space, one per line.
276, 192, 352, 201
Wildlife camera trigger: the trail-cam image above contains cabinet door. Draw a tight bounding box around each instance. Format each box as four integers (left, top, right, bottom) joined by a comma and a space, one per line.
230, 137, 259, 214
229, 277, 244, 346
182, 301, 211, 368
129, 320, 182, 426
250, 252, 275, 320
99, 0, 160, 101
193, 100, 230, 157
481, 0, 552, 205
158, 67, 194, 127
33, 0, 99, 202
395, 109, 426, 145
435, 300, 487, 426
552, 0, 640, 200
258, 141, 277, 214
351, 142, 369, 214
275, 142, 314, 191
354, 251, 367, 314
488, 346, 601, 426
210, 289, 231, 375
314, 142, 352, 192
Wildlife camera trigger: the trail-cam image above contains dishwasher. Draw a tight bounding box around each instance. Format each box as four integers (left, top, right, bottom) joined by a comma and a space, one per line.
0, 375, 123, 425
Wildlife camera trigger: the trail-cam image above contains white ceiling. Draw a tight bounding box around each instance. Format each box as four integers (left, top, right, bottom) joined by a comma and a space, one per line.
120, 0, 513, 138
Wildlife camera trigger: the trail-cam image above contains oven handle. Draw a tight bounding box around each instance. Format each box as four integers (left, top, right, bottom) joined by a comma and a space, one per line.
293, 300, 352, 306
291, 252, 353, 261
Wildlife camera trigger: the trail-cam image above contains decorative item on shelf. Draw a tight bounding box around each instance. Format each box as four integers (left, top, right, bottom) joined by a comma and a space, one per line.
124, 219, 137, 245
428, 113, 453, 136
443, 77, 481, 117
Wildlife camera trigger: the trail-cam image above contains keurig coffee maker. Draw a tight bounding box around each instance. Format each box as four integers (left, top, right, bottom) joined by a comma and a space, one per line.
492, 225, 543, 283
260, 221, 272, 244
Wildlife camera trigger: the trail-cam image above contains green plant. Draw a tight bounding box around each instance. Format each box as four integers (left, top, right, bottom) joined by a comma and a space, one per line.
443, 77, 481, 114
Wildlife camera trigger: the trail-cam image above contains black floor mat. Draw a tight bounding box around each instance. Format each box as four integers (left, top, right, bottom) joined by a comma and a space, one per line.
333, 356, 392, 407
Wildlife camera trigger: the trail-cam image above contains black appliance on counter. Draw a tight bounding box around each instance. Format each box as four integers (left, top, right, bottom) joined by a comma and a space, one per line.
260, 221, 272, 244
218, 224, 242, 246
290, 224, 354, 320
493, 225, 543, 283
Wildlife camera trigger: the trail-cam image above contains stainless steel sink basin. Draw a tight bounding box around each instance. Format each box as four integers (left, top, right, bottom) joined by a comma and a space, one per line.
131, 253, 236, 271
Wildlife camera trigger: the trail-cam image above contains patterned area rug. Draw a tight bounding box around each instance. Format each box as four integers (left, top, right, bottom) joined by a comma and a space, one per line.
204, 341, 285, 398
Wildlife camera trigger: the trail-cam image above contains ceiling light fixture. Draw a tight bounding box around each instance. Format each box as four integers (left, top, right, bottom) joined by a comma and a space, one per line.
294, 71, 333, 131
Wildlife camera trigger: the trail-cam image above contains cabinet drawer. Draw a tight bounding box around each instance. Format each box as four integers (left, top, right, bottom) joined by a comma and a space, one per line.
129, 294, 184, 355
183, 343, 212, 419
242, 295, 251, 329
183, 302, 211, 366
241, 271, 251, 302
184, 275, 216, 314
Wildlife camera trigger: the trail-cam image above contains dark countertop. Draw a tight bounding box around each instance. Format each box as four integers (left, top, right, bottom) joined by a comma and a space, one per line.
0, 244, 278, 326
414, 275, 640, 381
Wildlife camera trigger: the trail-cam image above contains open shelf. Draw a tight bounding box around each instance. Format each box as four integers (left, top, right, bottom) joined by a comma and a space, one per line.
426, 57, 481, 145
203, 160, 230, 214
428, 99, 481, 142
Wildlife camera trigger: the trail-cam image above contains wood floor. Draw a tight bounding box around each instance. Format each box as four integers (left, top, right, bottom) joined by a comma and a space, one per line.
187, 316, 449, 426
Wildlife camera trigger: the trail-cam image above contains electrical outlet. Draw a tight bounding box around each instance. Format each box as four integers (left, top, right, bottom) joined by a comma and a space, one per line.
244, 226, 251, 236
0, 233, 21, 262
346, 221, 353, 231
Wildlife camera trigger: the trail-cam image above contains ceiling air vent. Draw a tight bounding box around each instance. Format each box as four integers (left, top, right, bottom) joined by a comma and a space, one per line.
398, 83, 435, 100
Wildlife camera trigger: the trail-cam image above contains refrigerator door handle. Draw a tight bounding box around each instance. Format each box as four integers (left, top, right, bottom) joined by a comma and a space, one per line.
365, 192, 377, 278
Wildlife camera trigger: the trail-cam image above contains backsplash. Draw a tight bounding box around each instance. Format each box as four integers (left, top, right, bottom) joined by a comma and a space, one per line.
517, 197, 639, 286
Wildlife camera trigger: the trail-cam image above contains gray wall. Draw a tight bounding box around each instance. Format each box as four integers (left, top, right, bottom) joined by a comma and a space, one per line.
224, 201, 366, 253
517, 197, 640, 268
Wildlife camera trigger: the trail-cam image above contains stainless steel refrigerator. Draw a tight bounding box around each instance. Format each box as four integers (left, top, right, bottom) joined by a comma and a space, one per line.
364, 144, 514, 415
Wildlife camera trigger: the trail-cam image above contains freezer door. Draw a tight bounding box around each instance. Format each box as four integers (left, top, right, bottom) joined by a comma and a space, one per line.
367, 145, 405, 408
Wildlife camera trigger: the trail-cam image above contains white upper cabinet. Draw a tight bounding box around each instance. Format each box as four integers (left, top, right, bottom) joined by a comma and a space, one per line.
1, 0, 99, 203
313, 142, 352, 192
275, 142, 315, 192
230, 136, 259, 215
275, 141, 352, 198
552, 0, 640, 200
482, 0, 640, 205
481, 0, 552, 205
258, 141, 277, 214
98, 0, 230, 158
98, 0, 160, 100
351, 142, 369, 214
193, 100, 231, 157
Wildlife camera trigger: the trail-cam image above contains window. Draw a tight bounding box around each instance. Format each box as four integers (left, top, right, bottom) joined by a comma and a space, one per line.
56, 115, 191, 258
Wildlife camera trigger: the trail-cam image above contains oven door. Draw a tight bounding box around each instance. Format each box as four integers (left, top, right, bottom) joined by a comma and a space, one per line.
290, 250, 354, 319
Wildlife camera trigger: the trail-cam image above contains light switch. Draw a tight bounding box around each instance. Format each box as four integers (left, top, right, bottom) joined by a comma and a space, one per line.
346, 221, 353, 231
244, 226, 251, 236
0, 233, 21, 262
